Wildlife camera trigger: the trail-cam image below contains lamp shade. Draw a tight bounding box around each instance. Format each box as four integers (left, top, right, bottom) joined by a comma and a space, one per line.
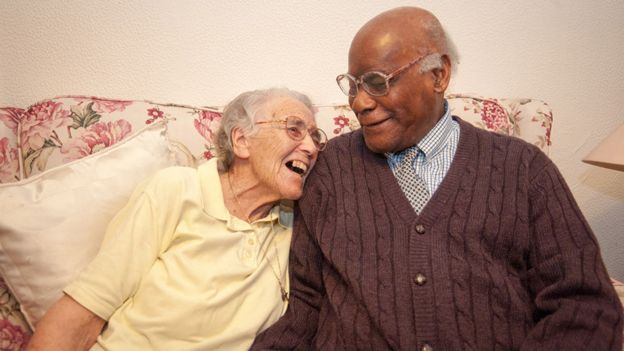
582, 123, 624, 172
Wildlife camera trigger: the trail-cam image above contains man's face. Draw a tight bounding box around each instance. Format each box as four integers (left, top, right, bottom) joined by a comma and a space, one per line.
347, 37, 445, 154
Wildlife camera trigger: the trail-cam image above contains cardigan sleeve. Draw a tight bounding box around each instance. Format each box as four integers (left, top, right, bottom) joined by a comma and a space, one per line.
520, 155, 623, 350
251, 202, 326, 350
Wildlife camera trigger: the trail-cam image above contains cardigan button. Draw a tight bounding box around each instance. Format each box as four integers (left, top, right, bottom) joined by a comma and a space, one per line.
414, 224, 425, 234
421, 343, 433, 351
414, 273, 427, 286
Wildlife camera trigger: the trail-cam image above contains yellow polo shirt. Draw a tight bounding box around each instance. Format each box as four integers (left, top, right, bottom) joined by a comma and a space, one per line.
64, 158, 292, 350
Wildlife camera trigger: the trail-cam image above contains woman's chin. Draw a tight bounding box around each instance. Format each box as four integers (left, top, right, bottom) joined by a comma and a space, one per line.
281, 187, 304, 201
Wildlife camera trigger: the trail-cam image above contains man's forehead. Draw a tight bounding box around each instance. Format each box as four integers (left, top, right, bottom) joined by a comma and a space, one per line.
348, 31, 417, 71
349, 8, 434, 61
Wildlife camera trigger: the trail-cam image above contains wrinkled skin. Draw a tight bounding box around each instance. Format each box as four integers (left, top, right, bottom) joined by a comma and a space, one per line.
347, 7, 451, 154
224, 96, 319, 221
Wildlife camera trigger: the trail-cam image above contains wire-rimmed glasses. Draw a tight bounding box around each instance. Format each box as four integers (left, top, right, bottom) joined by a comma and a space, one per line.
256, 115, 328, 151
336, 53, 431, 97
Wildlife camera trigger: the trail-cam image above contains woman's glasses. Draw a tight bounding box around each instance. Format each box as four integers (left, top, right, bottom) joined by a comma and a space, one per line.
256, 116, 328, 151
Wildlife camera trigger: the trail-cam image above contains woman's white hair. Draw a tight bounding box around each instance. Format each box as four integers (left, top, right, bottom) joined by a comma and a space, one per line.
214, 88, 314, 171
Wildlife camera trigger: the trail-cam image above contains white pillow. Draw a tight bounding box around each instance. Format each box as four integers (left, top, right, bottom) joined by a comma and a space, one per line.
0, 120, 176, 327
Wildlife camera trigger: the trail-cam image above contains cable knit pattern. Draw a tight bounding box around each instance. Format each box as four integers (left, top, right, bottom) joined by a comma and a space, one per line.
252, 117, 623, 351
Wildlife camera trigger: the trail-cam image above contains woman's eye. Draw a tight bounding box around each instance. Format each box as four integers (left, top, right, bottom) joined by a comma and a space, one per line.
288, 127, 303, 137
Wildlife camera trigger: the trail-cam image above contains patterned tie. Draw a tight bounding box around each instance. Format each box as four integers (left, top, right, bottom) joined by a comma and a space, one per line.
394, 148, 429, 214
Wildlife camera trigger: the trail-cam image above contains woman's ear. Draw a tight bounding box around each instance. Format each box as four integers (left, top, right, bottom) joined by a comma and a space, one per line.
231, 127, 251, 159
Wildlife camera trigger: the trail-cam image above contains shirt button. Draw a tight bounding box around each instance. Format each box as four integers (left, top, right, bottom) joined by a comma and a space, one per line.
414, 273, 427, 286
421, 343, 433, 351
414, 224, 425, 234
247, 238, 255, 245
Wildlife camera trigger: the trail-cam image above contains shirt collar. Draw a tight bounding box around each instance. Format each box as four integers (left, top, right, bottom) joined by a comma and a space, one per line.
416, 100, 453, 160
199, 158, 291, 231
386, 100, 452, 162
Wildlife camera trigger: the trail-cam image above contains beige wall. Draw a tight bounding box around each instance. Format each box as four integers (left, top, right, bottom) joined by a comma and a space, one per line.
1, 1, 623, 278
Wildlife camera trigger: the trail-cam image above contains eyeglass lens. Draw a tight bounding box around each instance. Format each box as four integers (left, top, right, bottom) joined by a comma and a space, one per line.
285, 116, 327, 150
338, 72, 389, 97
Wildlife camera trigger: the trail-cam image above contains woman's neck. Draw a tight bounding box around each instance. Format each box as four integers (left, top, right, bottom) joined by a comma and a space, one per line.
220, 166, 278, 223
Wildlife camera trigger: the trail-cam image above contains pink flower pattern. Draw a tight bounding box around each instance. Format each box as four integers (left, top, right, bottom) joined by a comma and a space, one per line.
60, 120, 132, 161
203, 150, 215, 160
333, 115, 351, 135
147, 108, 164, 119
0, 138, 19, 183
480, 100, 509, 133
0, 320, 29, 351
72, 97, 132, 113
0, 108, 24, 136
194, 110, 222, 145
534, 110, 553, 146
146, 108, 165, 125
20, 101, 72, 152
193, 110, 222, 161
199, 110, 221, 122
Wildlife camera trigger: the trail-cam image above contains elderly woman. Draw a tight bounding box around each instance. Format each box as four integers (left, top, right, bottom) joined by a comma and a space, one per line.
27, 88, 327, 351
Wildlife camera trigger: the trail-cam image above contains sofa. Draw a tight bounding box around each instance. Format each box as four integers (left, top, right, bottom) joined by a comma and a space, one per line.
0, 93, 618, 350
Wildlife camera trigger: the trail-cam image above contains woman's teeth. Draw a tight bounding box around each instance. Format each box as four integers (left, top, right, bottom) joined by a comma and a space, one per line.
286, 160, 307, 175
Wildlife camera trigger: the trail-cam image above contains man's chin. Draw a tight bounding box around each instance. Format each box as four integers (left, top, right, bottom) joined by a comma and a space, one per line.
363, 135, 394, 154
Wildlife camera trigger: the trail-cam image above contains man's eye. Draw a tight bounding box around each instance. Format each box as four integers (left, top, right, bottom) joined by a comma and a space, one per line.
365, 75, 386, 87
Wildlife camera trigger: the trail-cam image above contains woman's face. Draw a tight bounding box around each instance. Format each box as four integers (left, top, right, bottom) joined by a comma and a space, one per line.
247, 96, 319, 200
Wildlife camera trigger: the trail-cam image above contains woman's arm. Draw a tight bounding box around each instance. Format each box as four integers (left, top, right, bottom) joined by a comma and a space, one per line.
27, 294, 105, 351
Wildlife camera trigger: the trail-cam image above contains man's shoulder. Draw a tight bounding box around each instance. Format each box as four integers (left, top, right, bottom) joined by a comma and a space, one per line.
314, 129, 364, 165
457, 117, 543, 153
325, 129, 364, 151
304, 130, 364, 187
456, 117, 553, 176
315, 129, 388, 168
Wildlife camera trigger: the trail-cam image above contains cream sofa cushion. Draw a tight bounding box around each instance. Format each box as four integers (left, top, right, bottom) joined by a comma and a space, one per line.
0, 120, 176, 327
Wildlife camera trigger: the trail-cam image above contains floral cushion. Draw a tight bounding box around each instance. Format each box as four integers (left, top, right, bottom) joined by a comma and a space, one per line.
13, 96, 221, 179
0, 93, 555, 350
315, 94, 552, 155
6, 94, 553, 182
446, 93, 552, 152
0, 108, 23, 184
0, 277, 30, 350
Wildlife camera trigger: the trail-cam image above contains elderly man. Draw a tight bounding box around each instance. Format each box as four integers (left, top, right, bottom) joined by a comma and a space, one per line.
252, 6, 623, 351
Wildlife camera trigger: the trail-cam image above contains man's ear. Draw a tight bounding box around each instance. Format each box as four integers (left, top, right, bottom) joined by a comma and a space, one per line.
432, 54, 451, 93
231, 127, 251, 159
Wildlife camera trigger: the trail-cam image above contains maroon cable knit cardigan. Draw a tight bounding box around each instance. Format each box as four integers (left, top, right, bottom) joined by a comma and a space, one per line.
252, 118, 623, 350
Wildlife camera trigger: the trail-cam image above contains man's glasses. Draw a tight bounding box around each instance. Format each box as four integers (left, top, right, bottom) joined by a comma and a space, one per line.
336, 53, 430, 97
256, 115, 328, 151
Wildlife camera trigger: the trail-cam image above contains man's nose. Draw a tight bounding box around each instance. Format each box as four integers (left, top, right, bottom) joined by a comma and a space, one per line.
349, 87, 376, 116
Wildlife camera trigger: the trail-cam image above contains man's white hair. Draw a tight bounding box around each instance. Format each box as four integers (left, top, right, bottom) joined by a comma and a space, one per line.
418, 17, 459, 74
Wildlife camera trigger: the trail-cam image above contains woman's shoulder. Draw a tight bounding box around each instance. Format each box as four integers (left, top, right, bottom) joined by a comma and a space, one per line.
139, 165, 203, 199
